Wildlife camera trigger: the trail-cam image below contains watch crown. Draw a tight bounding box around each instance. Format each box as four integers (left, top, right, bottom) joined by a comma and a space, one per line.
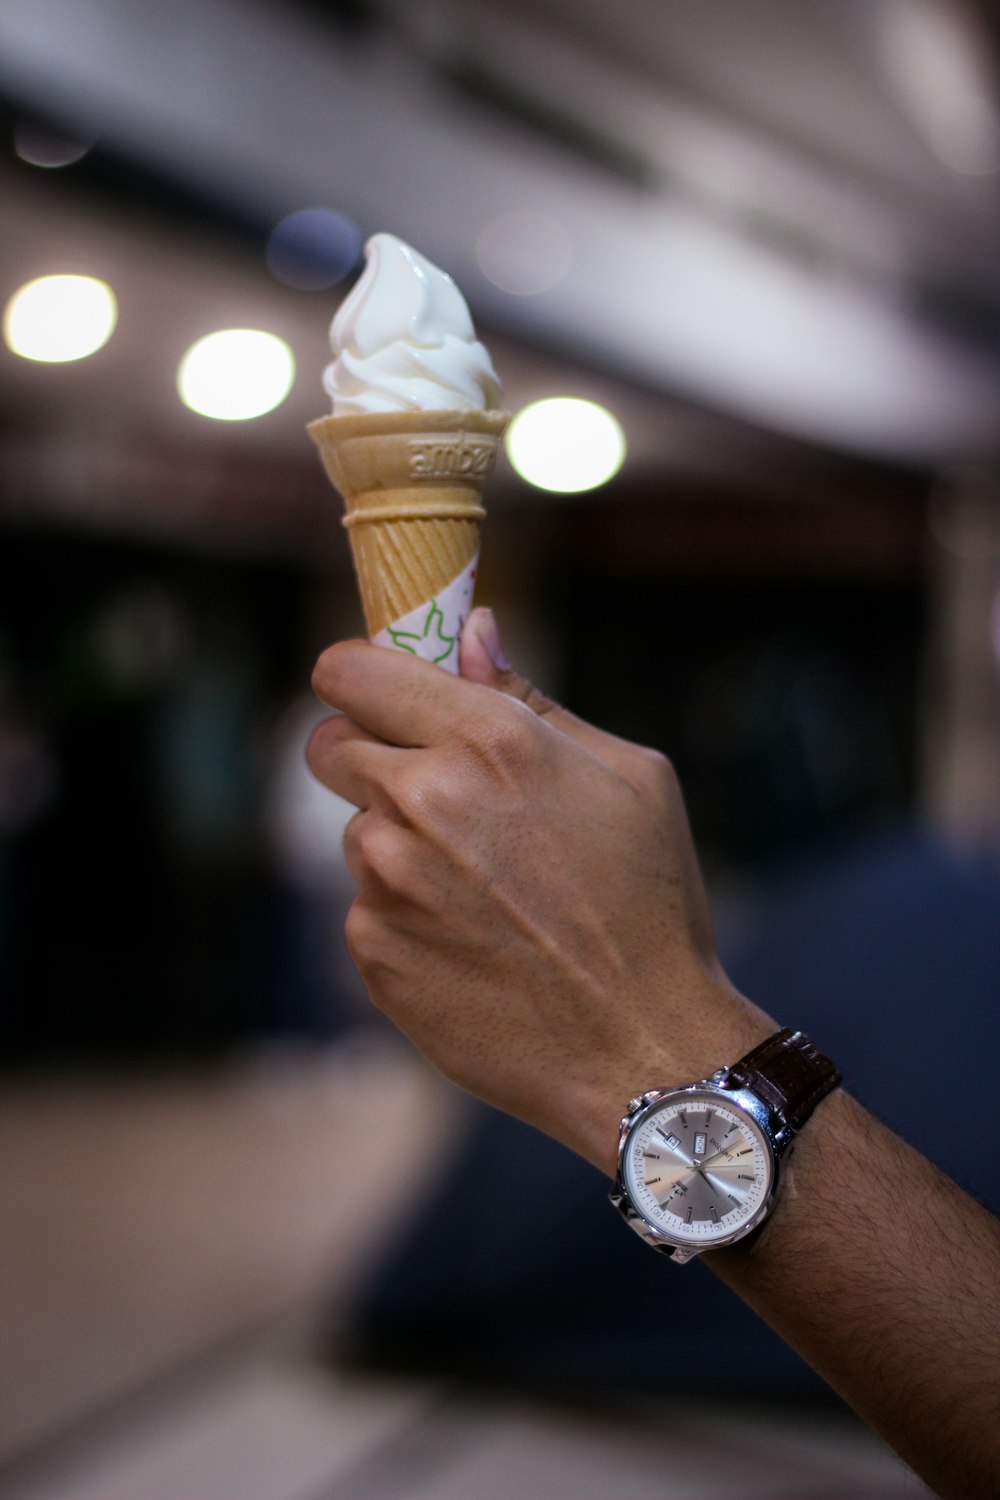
627, 1095, 644, 1114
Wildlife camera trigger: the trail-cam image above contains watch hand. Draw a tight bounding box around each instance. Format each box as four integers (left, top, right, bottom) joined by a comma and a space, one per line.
697, 1144, 749, 1172
651, 1161, 696, 1197
700, 1166, 752, 1204
654, 1130, 696, 1169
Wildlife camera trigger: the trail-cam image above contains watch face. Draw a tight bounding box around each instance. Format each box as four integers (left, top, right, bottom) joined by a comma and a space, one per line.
621, 1088, 774, 1251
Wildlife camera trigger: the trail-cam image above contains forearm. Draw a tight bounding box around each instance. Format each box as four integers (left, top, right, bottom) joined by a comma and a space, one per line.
708, 1089, 1000, 1499
309, 633, 1000, 1498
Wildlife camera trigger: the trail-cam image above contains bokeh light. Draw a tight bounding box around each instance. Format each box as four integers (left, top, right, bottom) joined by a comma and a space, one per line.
178, 329, 295, 421
506, 398, 626, 493
476, 210, 574, 296
3, 275, 117, 362
265, 209, 362, 290
13, 119, 94, 169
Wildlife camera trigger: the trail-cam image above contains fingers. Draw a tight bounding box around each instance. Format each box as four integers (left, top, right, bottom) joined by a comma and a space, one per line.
306, 713, 403, 809
310, 616, 654, 789
341, 807, 365, 882
312, 639, 485, 749
459, 608, 646, 778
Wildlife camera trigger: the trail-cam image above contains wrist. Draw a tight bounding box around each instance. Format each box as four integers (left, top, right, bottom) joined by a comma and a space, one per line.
609, 1024, 842, 1263
578, 977, 778, 1179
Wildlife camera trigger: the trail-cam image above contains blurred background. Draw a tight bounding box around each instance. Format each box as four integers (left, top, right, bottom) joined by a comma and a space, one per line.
1, 2, 999, 1496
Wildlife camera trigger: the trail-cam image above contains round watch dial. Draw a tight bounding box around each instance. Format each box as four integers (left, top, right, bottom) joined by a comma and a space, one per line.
621, 1090, 774, 1249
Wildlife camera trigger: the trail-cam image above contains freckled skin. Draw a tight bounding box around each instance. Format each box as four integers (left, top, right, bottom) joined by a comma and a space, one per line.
307, 611, 1000, 1500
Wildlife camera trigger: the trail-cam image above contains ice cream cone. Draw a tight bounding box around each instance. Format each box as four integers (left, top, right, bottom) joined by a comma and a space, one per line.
308, 408, 508, 655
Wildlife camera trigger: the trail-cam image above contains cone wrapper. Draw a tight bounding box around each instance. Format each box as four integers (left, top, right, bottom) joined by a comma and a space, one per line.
308, 408, 508, 674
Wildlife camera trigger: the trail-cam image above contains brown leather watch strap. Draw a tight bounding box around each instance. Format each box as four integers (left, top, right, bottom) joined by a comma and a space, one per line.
727, 1028, 841, 1136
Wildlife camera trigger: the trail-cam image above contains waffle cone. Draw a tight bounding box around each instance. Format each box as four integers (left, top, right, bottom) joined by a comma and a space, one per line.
308, 408, 509, 640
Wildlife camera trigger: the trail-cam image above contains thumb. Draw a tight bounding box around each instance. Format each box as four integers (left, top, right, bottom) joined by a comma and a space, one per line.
460, 607, 546, 714
460, 607, 632, 769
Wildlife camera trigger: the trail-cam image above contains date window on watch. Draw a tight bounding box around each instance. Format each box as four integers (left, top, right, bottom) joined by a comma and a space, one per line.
693, 1132, 707, 1157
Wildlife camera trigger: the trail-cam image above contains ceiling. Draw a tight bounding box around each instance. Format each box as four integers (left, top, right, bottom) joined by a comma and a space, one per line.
0, 0, 999, 481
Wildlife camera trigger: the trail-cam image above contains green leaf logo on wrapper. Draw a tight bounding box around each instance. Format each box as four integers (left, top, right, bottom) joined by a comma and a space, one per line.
387, 600, 456, 666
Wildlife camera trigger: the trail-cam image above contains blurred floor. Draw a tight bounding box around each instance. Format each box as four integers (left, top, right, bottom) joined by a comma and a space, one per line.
0, 1038, 460, 1466
0, 1041, 931, 1500
0, 1353, 931, 1500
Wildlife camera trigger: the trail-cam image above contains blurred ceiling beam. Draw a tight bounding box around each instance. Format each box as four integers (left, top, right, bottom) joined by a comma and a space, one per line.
0, 0, 998, 460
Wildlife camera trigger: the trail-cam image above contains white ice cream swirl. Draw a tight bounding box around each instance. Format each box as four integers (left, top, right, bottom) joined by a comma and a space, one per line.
323, 233, 502, 416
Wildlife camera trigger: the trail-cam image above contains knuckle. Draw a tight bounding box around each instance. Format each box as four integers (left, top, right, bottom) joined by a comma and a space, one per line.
387, 759, 465, 831
631, 744, 677, 796
344, 901, 379, 969
357, 819, 406, 886
341, 807, 364, 864
461, 705, 540, 777
385, 762, 432, 822
342, 812, 409, 892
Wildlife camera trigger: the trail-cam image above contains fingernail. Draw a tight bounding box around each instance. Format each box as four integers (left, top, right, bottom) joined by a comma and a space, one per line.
474, 608, 511, 671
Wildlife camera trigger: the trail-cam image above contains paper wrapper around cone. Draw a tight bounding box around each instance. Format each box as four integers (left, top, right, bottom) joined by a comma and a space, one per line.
307, 408, 509, 649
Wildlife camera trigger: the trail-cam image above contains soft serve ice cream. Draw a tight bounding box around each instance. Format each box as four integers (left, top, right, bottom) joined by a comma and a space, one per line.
324, 233, 502, 415
309, 233, 508, 672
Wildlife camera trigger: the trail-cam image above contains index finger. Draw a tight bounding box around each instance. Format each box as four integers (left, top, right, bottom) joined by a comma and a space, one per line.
312, 639, 490, 748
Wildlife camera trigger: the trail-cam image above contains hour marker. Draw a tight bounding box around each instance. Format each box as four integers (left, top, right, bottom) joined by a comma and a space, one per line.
725, 1125, 737, 1137
642, 1151, 661, 1160
737, 1148, 752, 1156
685, 1207, 693, 1224
679, 1110, 688, 1127
705, 1111, 713, 1128
709, 1206, 719, 1223
739, 1173, 753, 1181
646, 1176, 662, 1186
727, 1193, 741, 1206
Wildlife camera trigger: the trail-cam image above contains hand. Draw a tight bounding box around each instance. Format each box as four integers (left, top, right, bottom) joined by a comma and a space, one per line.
307, 609, 774, 1174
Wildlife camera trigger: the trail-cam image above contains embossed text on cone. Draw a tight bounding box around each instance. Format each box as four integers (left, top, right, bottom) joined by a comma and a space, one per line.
308, 409, 509, 641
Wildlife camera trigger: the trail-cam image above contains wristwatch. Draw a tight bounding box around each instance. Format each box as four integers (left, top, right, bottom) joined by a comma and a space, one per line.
610, 1028, 841, 1263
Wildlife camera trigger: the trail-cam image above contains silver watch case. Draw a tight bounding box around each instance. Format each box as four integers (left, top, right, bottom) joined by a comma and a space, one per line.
610, 1070, 792, 1264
